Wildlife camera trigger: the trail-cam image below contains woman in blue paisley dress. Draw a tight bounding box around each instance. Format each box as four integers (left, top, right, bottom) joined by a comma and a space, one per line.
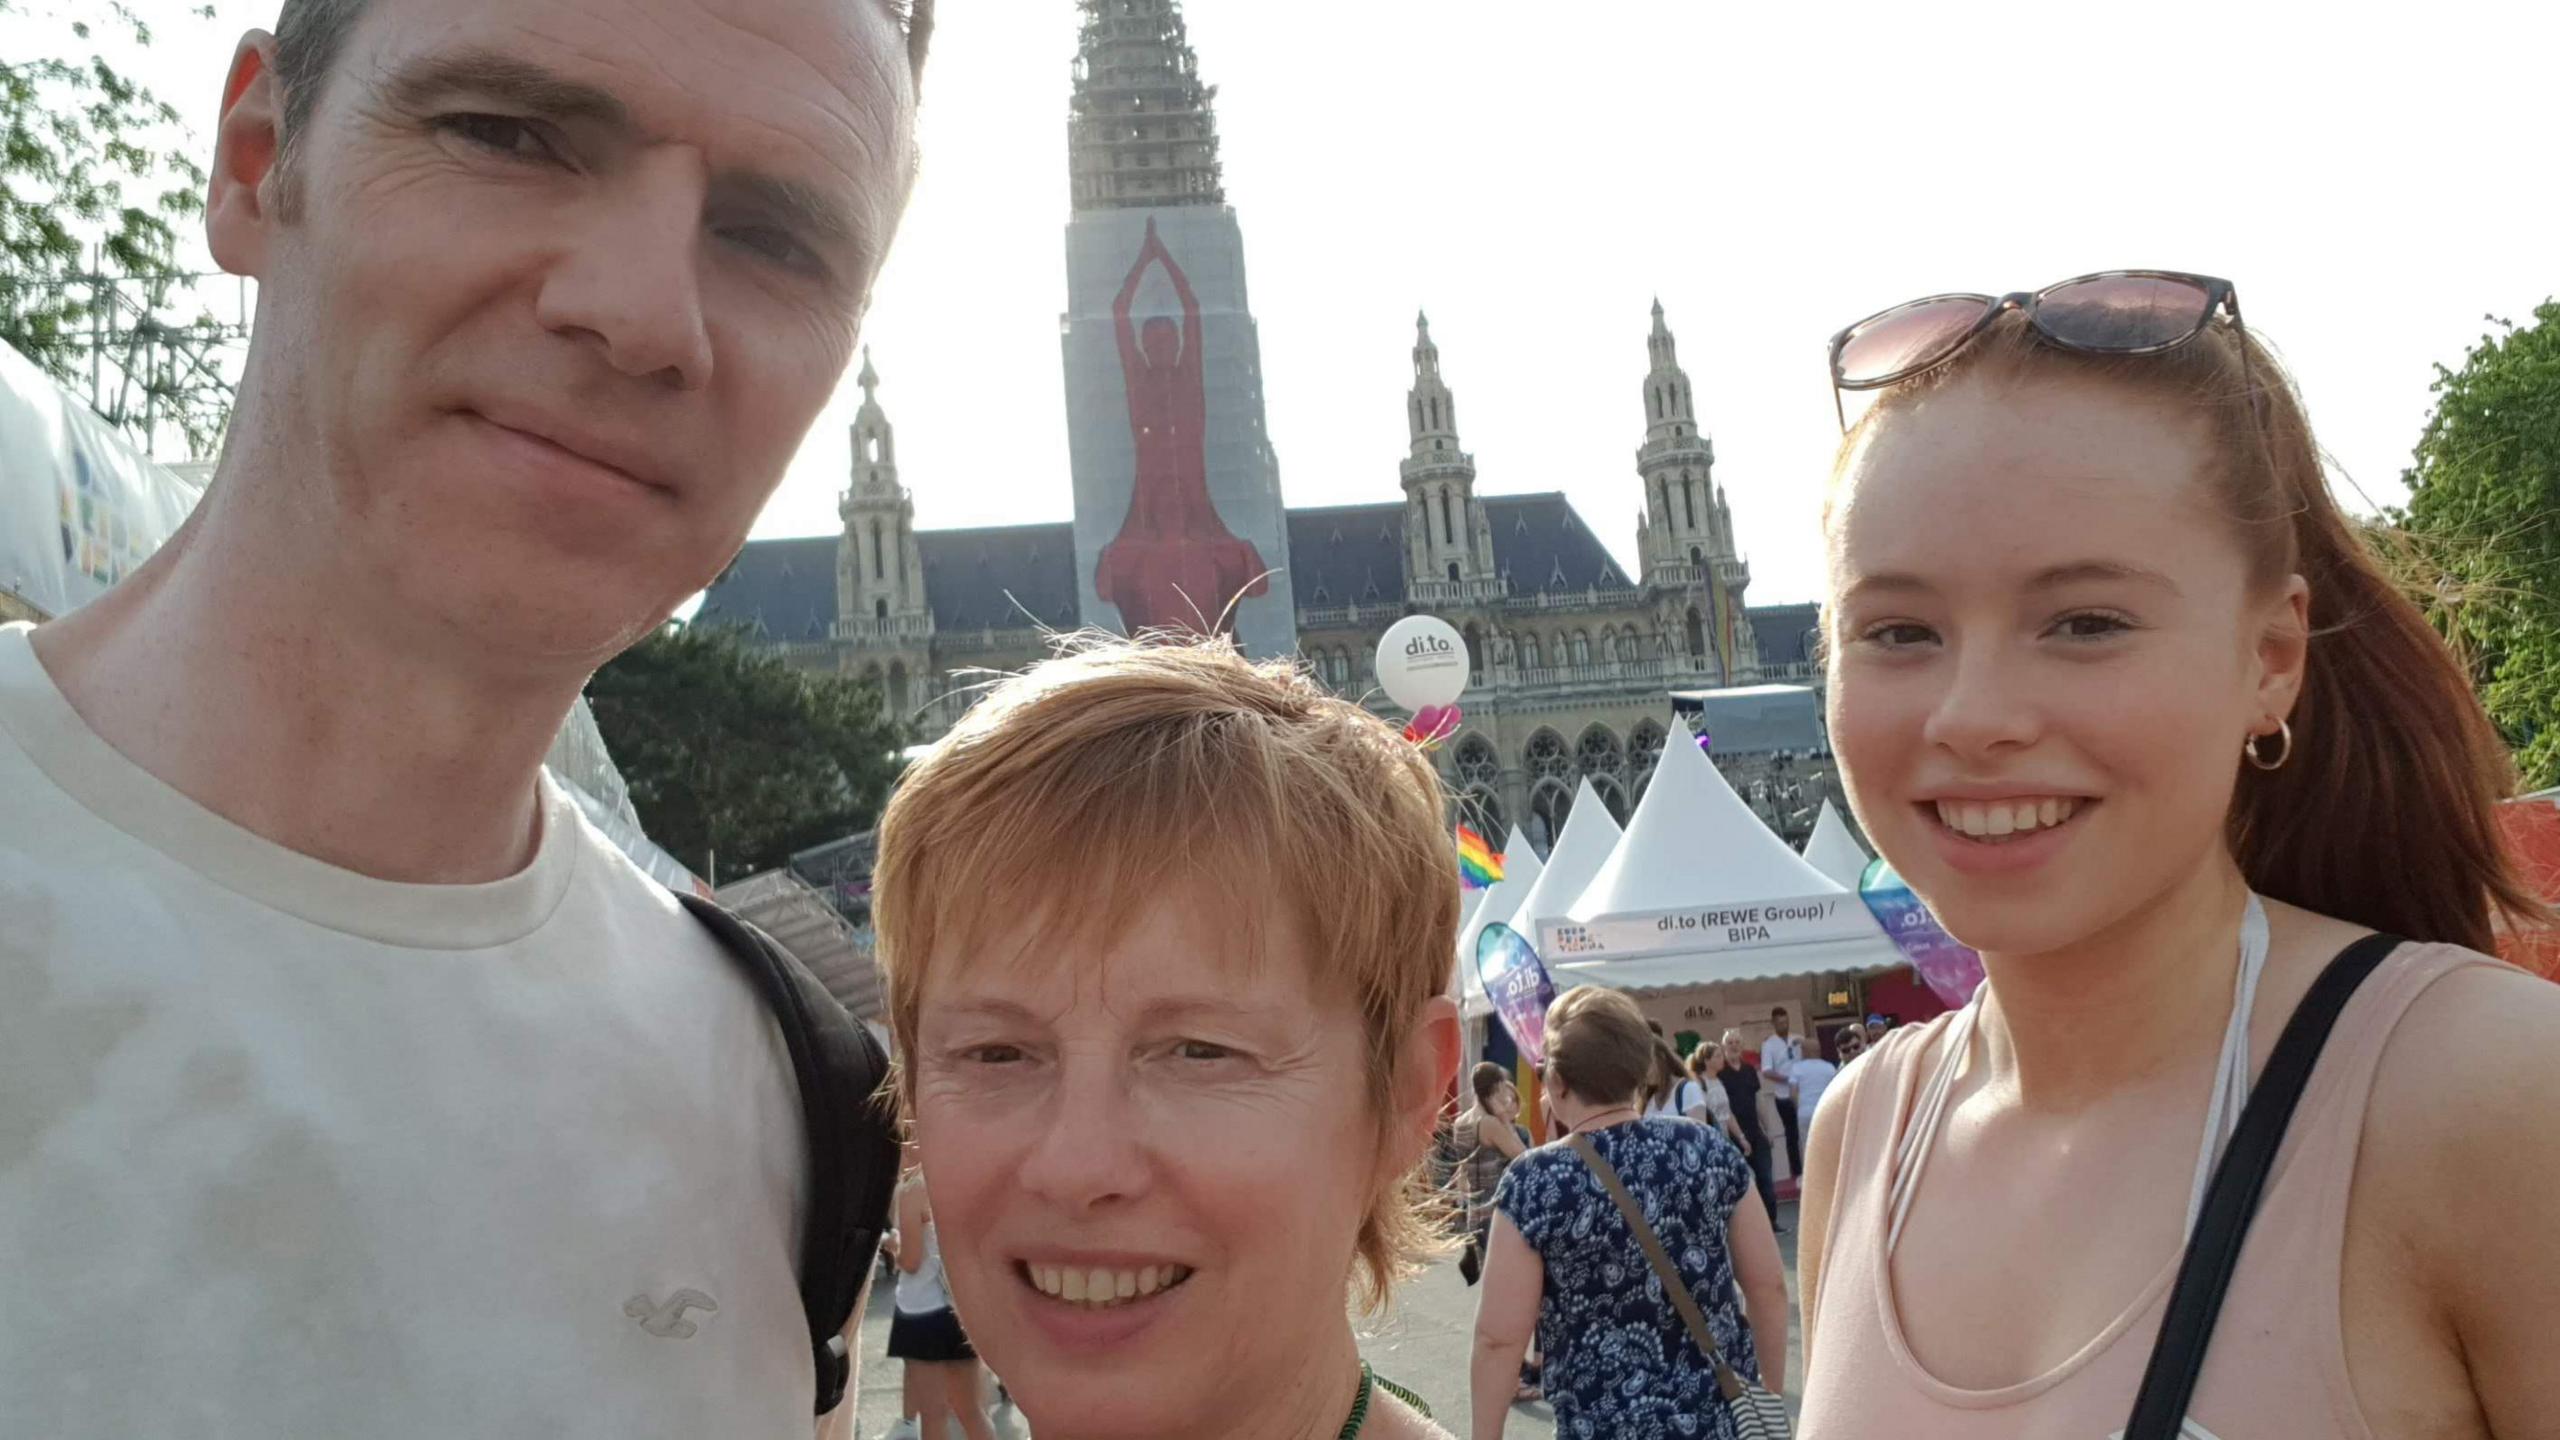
1469, 987, 1791, 1439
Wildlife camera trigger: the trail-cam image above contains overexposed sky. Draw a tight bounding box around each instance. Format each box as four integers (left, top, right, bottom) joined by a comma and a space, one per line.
74, 0, 2560, 605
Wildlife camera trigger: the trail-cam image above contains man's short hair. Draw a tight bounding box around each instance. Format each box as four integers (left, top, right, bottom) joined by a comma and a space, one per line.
271, 0, 937, 156
872, 633, 1458, 1314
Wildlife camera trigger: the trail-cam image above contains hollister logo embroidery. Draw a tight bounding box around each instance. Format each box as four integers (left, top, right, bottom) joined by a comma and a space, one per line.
626, 1289, 719, 1339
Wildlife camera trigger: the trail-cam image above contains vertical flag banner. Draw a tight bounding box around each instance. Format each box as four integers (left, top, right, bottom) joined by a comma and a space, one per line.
1475, 921, 1558, 1066
1857, 857, 1986, 1009
1455, 824, 1504, 889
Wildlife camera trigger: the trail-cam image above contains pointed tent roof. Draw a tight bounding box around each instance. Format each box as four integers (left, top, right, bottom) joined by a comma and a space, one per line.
1802, 800, 1873, 890
1510, 779, 1625, 952
1566, 717, 1844, 923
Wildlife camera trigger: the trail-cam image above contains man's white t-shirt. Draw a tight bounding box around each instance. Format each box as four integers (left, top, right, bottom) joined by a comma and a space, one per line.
0, 625, 815, 1436
1761, 1032, 1803, 1099
1790, 1057, 1840, 1124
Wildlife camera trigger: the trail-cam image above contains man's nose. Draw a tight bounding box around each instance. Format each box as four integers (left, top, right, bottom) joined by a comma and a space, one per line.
533, 150, 715, 389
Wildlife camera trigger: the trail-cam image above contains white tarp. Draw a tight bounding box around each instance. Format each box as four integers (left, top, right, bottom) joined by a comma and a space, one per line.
0, 341, 208, 618
1509, 778, 1623, 951
1802, 799, 1874, 889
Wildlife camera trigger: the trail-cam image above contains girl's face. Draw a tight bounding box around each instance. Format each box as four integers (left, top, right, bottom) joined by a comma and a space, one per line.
1824, 373, 2307, 959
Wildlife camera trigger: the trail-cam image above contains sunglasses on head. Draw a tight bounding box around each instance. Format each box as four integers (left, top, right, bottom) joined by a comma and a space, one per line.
1827, 270, 2241, 429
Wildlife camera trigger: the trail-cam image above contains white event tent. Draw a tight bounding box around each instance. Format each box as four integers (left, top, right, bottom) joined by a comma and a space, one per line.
1801, 800, 1874, 890
1543, 718, 1903, 993
1453, 825, 1545, 1019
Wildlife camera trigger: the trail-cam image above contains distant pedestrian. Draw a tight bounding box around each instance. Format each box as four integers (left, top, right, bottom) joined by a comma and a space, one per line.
888, 1174, 997, 1440
1791, 1048, 1840, 1129
1761, 1007, 1808, 1176
1717, 1028, 1781, 1231
1684, 1042, 1748, 1148
1470, 987, 1788, 1439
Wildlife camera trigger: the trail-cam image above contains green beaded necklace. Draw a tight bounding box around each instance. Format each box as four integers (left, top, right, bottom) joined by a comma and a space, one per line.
1335, 1362, 1433, 1439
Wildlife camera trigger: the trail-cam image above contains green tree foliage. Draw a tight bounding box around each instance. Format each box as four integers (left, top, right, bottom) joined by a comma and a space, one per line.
2399, 301, 2560, 789
587, 624, 907, 884
2, 1, 229, 453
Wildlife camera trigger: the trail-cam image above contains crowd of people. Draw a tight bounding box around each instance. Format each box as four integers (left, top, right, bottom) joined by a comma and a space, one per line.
5, 0, 2556, 1438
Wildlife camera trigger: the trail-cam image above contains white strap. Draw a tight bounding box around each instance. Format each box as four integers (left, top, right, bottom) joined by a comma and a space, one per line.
1888, 895, 2271, 1259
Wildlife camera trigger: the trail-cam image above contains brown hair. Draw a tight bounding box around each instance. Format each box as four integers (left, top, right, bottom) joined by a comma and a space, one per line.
1684, 1039, 1721, 1083
872, 633, 1457, 1313
1543, 987, 1655, 1107
1469, 1061, 1511, 1109
1839, 312, 2547, 951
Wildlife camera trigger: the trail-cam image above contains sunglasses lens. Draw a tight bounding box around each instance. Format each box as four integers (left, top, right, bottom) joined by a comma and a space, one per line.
1835, 296, 1995, 387
2035, 274, 2216, 351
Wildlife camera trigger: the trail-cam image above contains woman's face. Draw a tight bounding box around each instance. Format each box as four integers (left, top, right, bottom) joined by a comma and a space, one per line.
1492, 1080, 1520, 1119
909, 893, 1438, 1437
1825, 374, 2306, 957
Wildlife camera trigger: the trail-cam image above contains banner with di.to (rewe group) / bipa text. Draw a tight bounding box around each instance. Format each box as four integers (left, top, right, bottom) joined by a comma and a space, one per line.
1538, 893, 1871, 962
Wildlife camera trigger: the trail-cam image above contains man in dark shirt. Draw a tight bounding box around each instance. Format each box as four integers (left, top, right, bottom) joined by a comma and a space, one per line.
1716, 1027, 1781, 1232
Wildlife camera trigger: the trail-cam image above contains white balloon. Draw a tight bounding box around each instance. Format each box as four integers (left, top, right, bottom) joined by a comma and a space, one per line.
1375, 615, 1469, 710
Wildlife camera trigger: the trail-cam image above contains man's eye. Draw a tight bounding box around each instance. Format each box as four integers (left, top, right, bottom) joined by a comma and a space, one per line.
718, 224, 822, 274
436, 113, 561, 164
1172, 1040, 1235, 1063
962, 1044, 1025, 1065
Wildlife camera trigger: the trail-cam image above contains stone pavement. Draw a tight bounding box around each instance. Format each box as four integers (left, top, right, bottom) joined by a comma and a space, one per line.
847, 1201, 1804, 1439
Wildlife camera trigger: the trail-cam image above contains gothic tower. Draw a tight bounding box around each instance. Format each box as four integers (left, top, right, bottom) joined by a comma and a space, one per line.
1633, 301, 1753, 679
1059, 0, 1298, 657
836, 349, 933, 718
1401, 312, 1497, 600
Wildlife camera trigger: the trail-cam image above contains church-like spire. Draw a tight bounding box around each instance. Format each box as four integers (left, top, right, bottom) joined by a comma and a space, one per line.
1067, 0, 1226, 212
848, 345, 898, 499
839, 349, 928, 634
1401, 310, 1494, 592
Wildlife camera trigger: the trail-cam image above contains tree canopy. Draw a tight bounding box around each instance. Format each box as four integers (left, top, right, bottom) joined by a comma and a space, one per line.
586, 623, 908, 885
1, 1, 232, 455
2399, 301, 2560, 789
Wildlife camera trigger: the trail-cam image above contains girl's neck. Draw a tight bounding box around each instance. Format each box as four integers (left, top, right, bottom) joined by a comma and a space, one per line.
1972, 851, 2254, 1113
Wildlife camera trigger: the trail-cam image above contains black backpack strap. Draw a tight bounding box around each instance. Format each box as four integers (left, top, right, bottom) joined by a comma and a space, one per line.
679, 894, 899, 1417
2122, 931, 2405, 1440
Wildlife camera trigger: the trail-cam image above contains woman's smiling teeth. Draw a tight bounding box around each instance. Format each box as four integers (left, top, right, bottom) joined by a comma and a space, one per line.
1026, 1262, 1192, 1308
1933, 796, 2084, 841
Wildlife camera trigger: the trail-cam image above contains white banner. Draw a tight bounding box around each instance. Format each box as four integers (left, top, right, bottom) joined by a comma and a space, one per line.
1540, 892, 1869, 961
1, 342, 207, 620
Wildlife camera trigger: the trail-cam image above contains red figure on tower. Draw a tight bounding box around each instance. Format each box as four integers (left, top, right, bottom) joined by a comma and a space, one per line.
1094, 217, 1270, 637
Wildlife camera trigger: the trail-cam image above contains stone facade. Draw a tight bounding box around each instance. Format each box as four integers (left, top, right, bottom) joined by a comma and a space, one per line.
696, 0, 1844, 854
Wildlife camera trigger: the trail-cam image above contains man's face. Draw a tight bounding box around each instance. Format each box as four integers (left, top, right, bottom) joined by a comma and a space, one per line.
1773, 1012, 1791, 1038
217, 0, 915, 664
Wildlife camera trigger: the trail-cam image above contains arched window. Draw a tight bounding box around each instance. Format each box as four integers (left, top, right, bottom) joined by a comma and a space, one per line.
871, 522, 886, 579
1429, 398, 1441, 430
1690, 545, 1705, 568
1597, 627, 1618, 664
1463, 622, 1484, 685
1447, 561, 1461, 583
1686, 606, 1707, 658
1629, 720, 1668, 799
1682, 474, 1697, 530
1454, 735, 1500, 788
1519, 632, 1542, 670
874, 597, 888, 621
1440, 488, 1456, 546
1568, 631, 1591, 666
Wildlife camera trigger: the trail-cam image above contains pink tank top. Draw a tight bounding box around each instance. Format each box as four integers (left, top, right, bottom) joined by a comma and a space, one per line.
1797, 941, 2500, 1440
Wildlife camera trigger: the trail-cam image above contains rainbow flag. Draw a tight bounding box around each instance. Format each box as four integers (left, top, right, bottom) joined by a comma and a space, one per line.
1456, 825, 1504, 889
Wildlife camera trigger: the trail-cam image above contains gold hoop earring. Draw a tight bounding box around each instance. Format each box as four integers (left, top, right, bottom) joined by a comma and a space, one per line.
2244, 719, 2293, 772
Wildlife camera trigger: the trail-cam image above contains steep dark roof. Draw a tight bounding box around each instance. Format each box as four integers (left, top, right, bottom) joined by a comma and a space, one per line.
1748, 601, 1823, 665
1284, 491, 1632, 606
698, 492, 1638, 639
696, 535, 838, 640
916, 522, 1079, 630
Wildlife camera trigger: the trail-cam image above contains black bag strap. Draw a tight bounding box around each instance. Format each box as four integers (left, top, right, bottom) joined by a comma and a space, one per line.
1569, 1133, 1751, 1403
2122, 931, 2405, 1440
680, 894, 900, 1417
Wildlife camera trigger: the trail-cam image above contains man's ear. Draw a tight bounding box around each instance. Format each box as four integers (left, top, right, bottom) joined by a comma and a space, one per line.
207, 32, 286, 277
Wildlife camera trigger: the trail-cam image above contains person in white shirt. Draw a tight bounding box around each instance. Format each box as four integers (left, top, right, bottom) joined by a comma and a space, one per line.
0, 1, 930, 1434
1760, 1008, 1807, 1178
1789, 1049, 1840, 1129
